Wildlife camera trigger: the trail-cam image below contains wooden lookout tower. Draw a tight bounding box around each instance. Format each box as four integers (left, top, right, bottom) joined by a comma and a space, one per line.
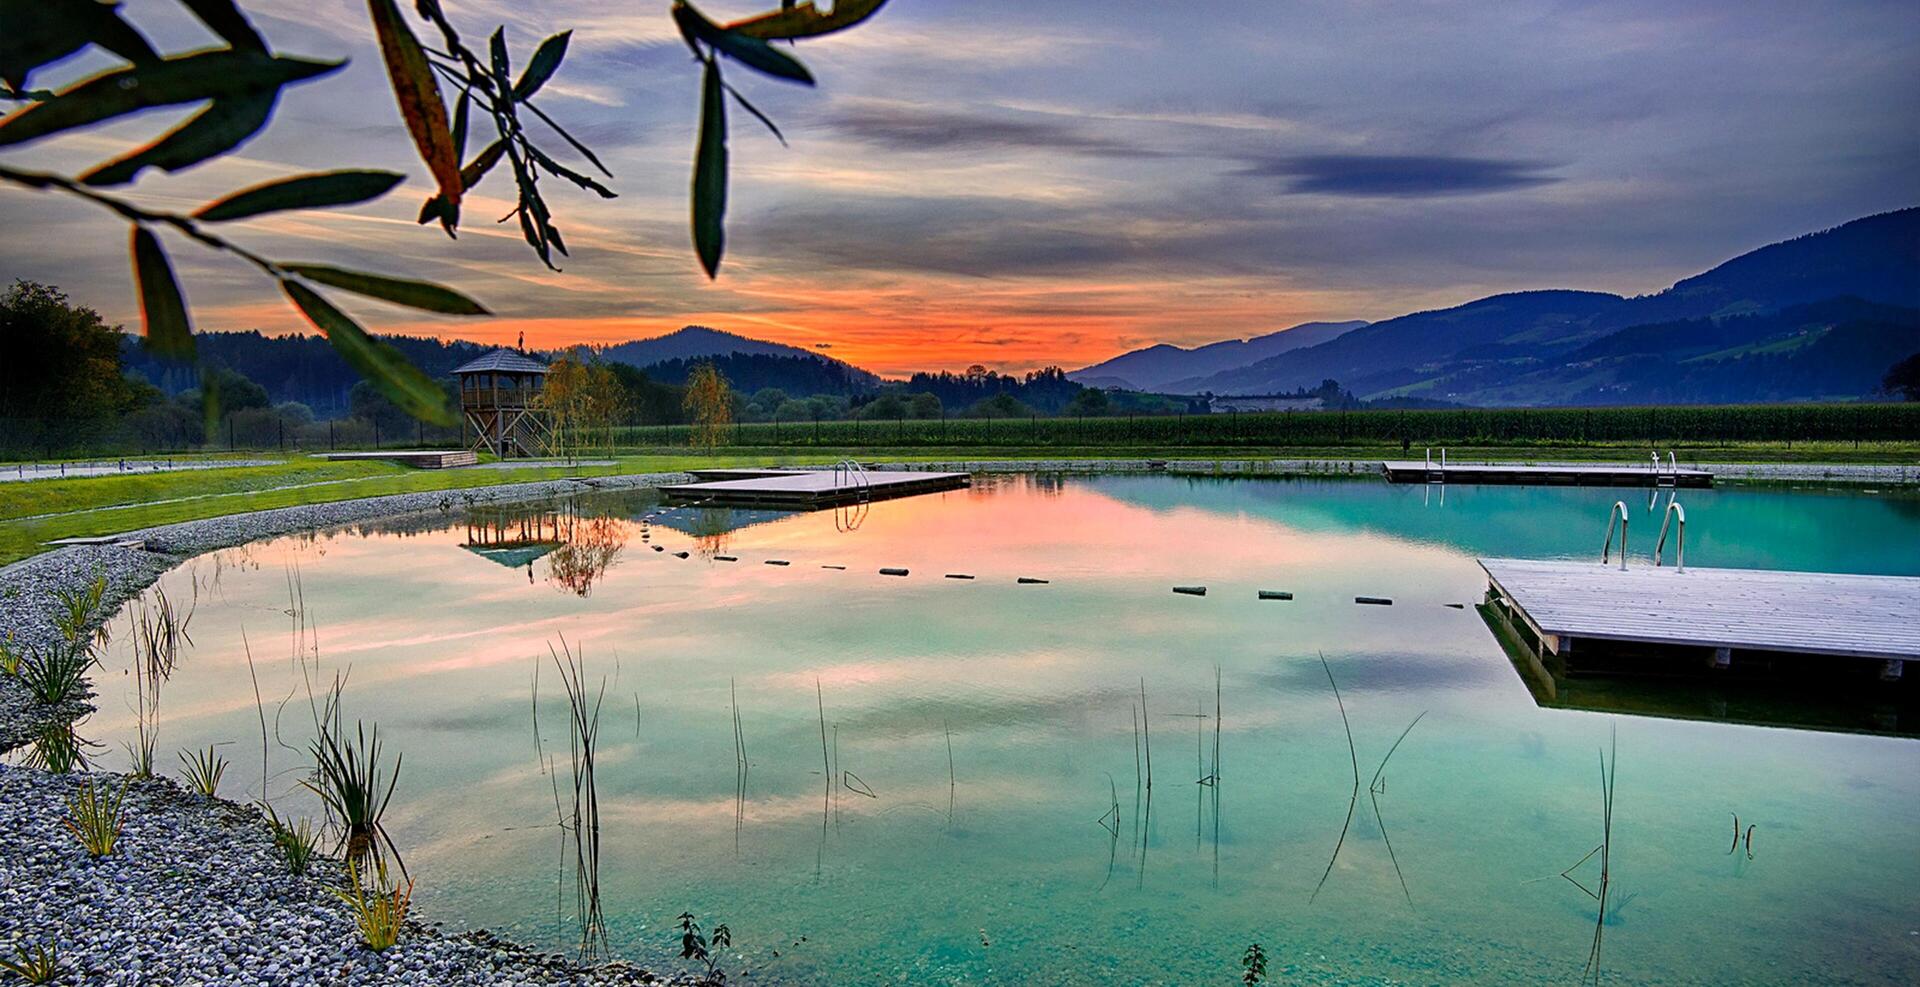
453, 349, 553, 457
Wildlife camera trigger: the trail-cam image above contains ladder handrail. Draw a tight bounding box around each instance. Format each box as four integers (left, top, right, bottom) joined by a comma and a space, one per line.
1602, 500, 1630, 570
1655, 501, 1686, 571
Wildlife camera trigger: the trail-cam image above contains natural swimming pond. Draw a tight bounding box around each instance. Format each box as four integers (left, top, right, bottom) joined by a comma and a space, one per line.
81, 475, 1920, 984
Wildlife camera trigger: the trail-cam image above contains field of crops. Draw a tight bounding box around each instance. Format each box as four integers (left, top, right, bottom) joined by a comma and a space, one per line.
609, 402, 1920, 450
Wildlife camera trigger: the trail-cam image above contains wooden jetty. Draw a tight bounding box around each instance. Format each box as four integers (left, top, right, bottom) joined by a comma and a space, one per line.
683, 468, 809, 481
1480, 557, 1919, 681
316, 450, 477, 468
1383, 460, 1712, 486
661, 468, 969, 508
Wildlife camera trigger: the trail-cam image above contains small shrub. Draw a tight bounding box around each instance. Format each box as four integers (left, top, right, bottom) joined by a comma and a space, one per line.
64, 776, 129, 857
0, 939, 59, 983
263, 803, 319, 875
179, 746, 227, 797
677, 912, 732, 984
1242, 943, 1268, 985
331, 858, 413, 951
0, 633, 20, 676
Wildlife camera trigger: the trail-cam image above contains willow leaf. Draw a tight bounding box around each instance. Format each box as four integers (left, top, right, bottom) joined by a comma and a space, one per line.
368, 0, 462, 227
179, 0, 267, 52
79, 91, 276, 186
672, 3, 814, 85
692, 59, 728, 278
193, 170, 404, 222
513, 31, 570, 101
527, 145, 614, 198
729, 0, 889, 40
0, 0, 159, 90
130, 227, 193, 359
285, 264, 490, 316
0, 49, 339, 148
282, 281, 454, 424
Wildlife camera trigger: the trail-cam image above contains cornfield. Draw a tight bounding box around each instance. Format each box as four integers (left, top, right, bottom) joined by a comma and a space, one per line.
605, 403, 1920, 450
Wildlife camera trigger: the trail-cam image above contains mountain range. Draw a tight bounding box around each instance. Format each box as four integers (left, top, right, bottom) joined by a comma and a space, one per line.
126, 208, 1919, 411
1069, 320, 1367, 391
1072, 206, 1920, 405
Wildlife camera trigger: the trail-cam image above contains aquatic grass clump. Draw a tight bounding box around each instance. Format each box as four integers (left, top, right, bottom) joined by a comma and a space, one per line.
178, 746, 227, 797
64, 776, 129, 857
0, 632, 21, 676
52, 576, 108, 648
0, 939, 59, 984
14, 575, 113, 706
331, 858, 413, 952
549, 638, 608, 960
263, 803, 319, 875
23, 723, 88, 774
305, 709, 403, 875
16, 643, 94, 706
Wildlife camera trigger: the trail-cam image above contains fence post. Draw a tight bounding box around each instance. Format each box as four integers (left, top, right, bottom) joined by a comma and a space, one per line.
374, 420, 380, 449
330, 420, 336, 450
279, 418, 285, 451
227, 414, 234, 450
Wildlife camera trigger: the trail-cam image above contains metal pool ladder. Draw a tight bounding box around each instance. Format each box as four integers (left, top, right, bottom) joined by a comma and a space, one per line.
833, 458, 872, 502
1652, 450, 1679, 487
832, 459, 871, 532
1425, 447, 1447, 483
1654, 501, 1686, 571
1602, 500, 1630, 570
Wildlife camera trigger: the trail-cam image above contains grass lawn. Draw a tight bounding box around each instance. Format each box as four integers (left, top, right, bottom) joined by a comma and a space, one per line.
2, 442, 1913, 566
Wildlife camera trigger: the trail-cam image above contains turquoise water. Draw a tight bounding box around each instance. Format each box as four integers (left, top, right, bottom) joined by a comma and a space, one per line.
81, 476, 1920, 984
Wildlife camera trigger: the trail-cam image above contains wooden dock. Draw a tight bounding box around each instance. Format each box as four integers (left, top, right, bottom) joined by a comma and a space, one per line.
661, 469, 969, 508
1382, 461, 1712, 486
316, 450, 477, 468
1480, 558, 1920, 679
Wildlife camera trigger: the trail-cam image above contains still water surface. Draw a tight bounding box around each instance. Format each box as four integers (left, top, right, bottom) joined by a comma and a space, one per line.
84, 476, 1920, 984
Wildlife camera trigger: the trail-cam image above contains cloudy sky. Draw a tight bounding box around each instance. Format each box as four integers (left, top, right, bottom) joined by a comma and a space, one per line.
4, 0, 1916, 375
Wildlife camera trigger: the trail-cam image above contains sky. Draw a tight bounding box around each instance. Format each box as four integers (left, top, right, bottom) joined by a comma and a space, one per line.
3, 0, 1917, 377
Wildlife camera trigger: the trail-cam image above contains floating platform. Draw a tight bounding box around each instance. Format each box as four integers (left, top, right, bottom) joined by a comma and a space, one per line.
1382, 461, 1712, 487
661, 469, 969, 508
683, 468, 808, 481
316, 450, 477, 469
1480, 558, 1919, 681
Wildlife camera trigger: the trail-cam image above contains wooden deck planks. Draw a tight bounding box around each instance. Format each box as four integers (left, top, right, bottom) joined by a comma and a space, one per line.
1479, 558, 1920, 660
1383, 461, 1713, 487
661, 469, 970, 508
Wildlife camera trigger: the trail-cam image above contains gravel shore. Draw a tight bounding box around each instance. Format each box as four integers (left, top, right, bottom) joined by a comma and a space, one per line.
0, 766, 688, 986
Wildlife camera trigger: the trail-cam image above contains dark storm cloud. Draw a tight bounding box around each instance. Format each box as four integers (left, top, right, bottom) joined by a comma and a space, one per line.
1236, 154, 1561, 197
820, 102, 1148, 157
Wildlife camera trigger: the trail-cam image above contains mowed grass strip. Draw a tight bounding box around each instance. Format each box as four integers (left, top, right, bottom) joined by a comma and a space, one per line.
3, 441, 1915, 566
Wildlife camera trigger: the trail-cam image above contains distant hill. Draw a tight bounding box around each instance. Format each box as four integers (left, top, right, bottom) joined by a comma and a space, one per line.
1413, 297, 1920, 405
595, 326, 881, 395
635, 352, 881, 397
1068, 320, 1366, 391
1180, 207, 1920, 403
600, 326, 826, 366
